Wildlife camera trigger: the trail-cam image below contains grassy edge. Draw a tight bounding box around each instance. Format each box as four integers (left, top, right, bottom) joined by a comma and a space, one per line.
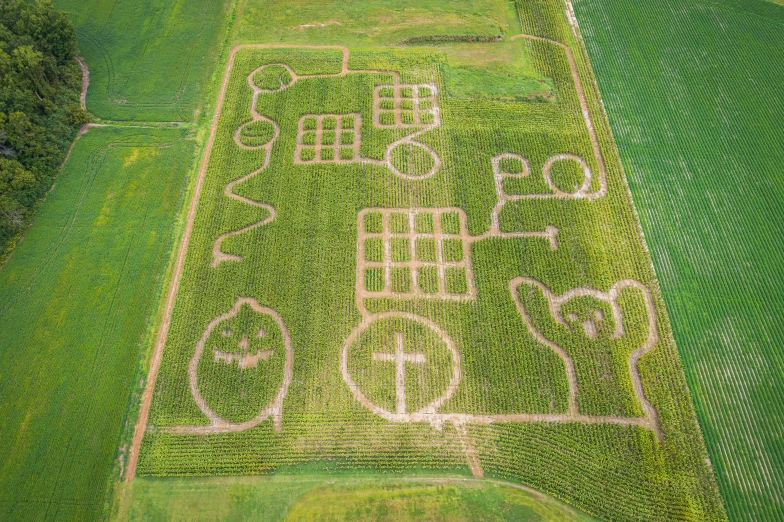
113, 472, 598, 522
104, 0, 242, 519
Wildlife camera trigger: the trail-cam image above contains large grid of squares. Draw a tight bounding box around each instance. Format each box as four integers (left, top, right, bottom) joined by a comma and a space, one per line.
373, 84, 439, 128
358, 208, 474, 300
294, 113, 362, 163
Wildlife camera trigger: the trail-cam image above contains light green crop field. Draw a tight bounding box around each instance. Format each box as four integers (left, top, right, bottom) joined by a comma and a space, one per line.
114, 474, 596, 521
53, 0, 233, 121
571, 0, 784, 519
128, 0, 726, 519
0, 126, 193, 519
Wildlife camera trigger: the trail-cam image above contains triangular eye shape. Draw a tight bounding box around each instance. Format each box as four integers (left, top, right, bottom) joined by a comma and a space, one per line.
256, 327, 267, 338
222, 328, 232, 337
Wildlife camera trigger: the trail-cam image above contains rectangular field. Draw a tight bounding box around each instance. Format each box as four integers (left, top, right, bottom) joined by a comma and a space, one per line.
131, 1, 726, 516
571, 0, 784, 519
0, 126, 193, 520
53, 0, 233, 121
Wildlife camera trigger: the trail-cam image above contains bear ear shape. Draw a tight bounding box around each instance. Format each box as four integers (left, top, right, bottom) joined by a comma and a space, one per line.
256, 327, 267, 338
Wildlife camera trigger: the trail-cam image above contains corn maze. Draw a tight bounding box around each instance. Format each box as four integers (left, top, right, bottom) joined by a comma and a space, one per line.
127, 26, 724, 520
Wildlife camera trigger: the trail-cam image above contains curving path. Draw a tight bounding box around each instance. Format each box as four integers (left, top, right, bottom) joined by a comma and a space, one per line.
211, 67, 280, 266
509, 33, 608, 198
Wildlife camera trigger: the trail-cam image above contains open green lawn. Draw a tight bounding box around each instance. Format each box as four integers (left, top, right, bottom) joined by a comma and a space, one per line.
572, 0, 784, 519
236, 0, 521, 45
0, 126, 193, 520
114, 474, 596, 522
53, 0, 233, 121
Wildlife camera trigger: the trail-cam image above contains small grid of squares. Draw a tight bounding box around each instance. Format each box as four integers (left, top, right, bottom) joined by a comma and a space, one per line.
358, 208, 474, 300
373, 84, 439, 128
295, 113, 361, 163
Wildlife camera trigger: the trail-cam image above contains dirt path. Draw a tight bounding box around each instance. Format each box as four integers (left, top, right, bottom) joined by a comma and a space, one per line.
125, 42, 245, 480
455, 422, 484, 478
60, 57, 92, 169
509, 34, 607, 196
160, 297, 293, 434
76, 56, 89, 110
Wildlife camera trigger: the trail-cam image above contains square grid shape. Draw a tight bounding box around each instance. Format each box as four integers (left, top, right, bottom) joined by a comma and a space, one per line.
357, 208, 475, 300
373, 84, 439, 128
295, 113, 362, 163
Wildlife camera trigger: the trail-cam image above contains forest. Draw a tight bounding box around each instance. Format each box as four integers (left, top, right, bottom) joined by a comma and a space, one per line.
0, 0, 85, 257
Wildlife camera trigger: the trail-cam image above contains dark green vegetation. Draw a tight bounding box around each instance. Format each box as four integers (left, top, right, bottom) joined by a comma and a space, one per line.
572, 0, 784, 519
137, 0, 725, 515
114, 475, 596, 522
0, 1, 236, 518
53, 0, 233, 121
0, 126, 193, 519
0, 0, 85, 257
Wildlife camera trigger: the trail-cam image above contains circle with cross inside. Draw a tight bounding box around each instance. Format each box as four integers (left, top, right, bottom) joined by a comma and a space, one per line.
341, 312, 461, 421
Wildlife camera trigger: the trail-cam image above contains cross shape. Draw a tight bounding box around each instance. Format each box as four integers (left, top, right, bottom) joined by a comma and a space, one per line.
373, 332, 426, 414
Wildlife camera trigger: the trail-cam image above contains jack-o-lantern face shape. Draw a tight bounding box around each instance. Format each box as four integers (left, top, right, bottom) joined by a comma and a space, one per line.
188, 299, 292, 426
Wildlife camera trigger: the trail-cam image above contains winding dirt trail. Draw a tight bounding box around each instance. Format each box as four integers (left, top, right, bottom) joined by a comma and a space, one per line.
127, 43, 359, 480
76, 56, 89, 110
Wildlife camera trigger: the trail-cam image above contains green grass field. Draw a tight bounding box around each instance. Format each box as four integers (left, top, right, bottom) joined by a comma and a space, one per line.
5, 0, 766, 519
113, 474, 596, 521
571, 0, 784, 519
235, 0, 521, 45
54, 0, 233, 121
0, 1, 234, 518
130, 0, 725, 518
0, 126, 193, 520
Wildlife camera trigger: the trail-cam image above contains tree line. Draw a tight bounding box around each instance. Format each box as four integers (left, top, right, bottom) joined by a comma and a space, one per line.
0, 0, 86, 258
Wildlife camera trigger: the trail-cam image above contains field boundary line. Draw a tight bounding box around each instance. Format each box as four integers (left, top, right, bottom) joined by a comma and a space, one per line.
124, 43, 357, 480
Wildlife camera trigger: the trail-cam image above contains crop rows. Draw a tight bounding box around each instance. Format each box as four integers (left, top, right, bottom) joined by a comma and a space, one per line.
572, 0, 784, 519
132, 2, 726, 517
